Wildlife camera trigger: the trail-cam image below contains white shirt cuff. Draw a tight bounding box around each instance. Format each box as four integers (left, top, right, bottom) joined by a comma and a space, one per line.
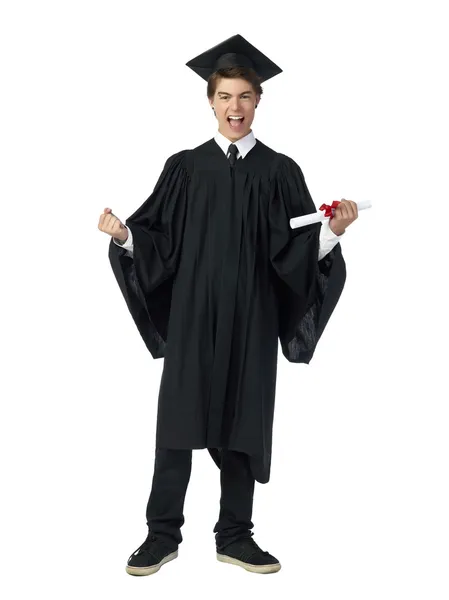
112, 225, 134, 256
113, 226, 134, 255
318, 218, 344, 261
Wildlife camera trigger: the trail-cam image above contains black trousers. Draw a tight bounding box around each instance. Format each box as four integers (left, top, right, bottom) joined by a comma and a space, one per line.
145, 448, 255, 551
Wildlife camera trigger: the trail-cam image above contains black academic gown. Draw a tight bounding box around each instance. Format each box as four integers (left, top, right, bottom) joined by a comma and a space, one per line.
108, 137, 346, 484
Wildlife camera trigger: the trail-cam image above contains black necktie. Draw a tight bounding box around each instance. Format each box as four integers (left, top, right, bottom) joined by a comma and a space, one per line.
227, 143, 238, 167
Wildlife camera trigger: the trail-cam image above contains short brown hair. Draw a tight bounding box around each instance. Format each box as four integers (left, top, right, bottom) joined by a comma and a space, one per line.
207, 66, 264, 100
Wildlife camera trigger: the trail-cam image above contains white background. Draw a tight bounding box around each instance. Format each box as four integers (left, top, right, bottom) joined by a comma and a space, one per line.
1, 0, 448, 598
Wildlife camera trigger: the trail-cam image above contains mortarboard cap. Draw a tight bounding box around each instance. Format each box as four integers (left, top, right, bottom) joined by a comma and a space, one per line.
185, 34, 282, 83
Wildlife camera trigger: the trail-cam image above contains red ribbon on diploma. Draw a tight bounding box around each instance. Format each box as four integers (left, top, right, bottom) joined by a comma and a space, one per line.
319, 200, 341, 218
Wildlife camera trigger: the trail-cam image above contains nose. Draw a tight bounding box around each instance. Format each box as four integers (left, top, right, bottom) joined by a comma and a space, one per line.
229, 98, 241, 112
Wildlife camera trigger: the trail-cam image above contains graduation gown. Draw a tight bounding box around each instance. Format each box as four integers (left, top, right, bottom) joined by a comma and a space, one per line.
108, 137, 346, 484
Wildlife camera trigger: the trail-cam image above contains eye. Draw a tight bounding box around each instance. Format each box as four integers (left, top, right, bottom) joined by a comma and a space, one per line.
219, 95, 251, 100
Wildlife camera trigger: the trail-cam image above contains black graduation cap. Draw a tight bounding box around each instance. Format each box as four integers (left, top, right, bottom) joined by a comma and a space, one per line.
185, 34, 283, 83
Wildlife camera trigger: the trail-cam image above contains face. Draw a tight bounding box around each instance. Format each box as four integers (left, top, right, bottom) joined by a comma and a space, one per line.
209, 77, 260, 142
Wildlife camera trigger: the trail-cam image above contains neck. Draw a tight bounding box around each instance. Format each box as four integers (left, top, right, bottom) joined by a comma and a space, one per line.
217, 127, 252, 143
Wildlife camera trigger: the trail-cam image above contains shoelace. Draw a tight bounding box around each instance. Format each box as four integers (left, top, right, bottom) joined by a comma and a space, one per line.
131, 533, 161, 559
236, 537, 271, 561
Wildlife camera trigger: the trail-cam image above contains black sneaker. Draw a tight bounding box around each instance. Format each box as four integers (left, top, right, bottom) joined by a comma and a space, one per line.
126, 532, 178, 576
216, 537, 281, 574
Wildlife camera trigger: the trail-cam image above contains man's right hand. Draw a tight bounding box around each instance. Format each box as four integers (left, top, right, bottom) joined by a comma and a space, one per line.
98, 207, 128, 242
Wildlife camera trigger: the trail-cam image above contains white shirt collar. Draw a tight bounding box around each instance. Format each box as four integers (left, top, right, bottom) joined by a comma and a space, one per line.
214, 129, 256, 160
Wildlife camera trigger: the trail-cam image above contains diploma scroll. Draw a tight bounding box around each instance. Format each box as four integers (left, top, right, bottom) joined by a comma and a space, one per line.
290, 199, 372, 229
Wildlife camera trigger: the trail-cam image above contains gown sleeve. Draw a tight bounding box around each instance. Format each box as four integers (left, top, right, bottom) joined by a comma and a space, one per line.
269, 154, 347, 364
108, 149, 190, 359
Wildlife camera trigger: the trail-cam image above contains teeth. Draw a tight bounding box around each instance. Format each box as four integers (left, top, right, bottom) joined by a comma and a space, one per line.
228, 116, 244, 120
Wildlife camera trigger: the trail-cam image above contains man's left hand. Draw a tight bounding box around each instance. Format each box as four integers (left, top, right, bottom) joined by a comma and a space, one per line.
329, 199, 358, 236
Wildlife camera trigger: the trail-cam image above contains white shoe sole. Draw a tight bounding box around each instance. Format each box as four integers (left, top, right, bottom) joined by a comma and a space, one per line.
216, 552, 281, 574
126, 550, 178, 576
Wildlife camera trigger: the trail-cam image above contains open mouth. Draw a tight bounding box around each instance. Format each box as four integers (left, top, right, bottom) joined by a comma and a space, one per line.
227, 116, 245, 130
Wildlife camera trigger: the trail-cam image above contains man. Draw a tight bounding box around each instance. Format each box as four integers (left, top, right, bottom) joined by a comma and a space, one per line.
98, 34, 357, 576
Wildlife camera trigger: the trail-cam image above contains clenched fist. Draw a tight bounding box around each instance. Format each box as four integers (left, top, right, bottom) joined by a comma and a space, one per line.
98, 208, 128, 243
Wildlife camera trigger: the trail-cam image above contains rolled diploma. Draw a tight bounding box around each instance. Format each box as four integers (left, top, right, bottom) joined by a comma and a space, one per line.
290, 199, 372, 229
